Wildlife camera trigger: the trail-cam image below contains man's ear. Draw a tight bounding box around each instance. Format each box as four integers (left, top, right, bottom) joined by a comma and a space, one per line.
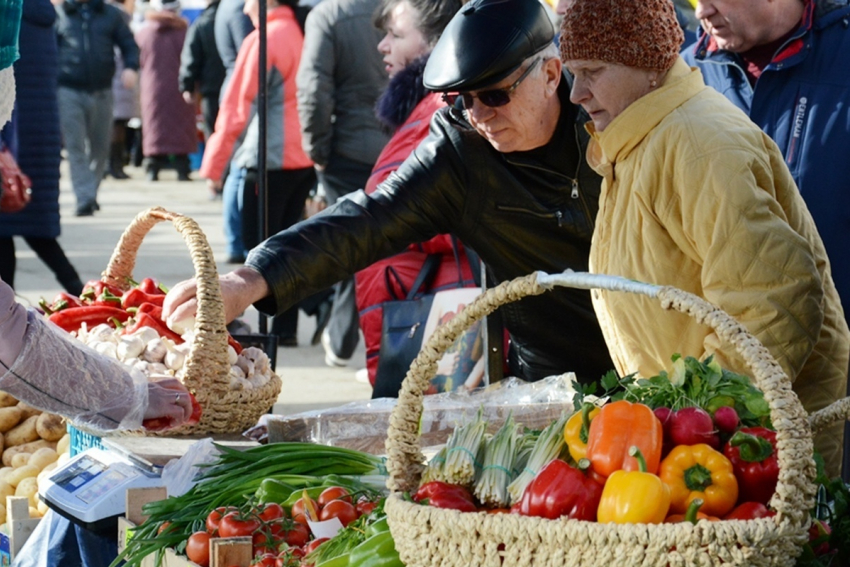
543, 57, 562, 97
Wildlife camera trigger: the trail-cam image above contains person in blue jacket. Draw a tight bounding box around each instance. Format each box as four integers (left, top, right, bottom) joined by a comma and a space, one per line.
683, 0, 850, 480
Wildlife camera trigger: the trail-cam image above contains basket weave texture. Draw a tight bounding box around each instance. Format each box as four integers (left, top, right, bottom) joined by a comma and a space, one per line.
101, 207, 281, 435
384, 270, 849, 567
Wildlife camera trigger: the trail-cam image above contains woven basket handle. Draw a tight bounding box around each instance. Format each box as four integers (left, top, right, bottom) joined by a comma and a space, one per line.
385, 270, 816, 525
100, 207, 229, 392
809, 396, 850, 435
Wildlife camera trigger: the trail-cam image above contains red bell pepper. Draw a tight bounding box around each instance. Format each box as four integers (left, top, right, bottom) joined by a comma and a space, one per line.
723, 427, 779, 505
121, 288, 166, 309
514, 459, 602, 521
142, 392, 202, 431
48, 306, 131, 333
413, 481, 477, 512
722, 501, 775, 520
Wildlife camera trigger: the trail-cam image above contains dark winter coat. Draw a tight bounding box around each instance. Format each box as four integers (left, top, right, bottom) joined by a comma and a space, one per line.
135, 11, 197, 156
0, 0, 62, 239
179, 1, 225, 99
55, 0, 139, 91
248, 76, 615, 382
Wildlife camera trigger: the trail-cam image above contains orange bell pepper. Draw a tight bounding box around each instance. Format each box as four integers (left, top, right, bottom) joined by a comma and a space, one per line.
564, 403, 600, 462
586, 400, 663, 478
597, 447, 671, 524
659, 443, 738, 517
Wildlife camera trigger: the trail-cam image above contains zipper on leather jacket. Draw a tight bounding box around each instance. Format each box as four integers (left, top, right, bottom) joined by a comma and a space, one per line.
495, 205, 565, 227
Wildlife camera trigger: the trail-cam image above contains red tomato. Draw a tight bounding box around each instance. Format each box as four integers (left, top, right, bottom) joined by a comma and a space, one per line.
157, 521, 172, 535
206, 506, 238, 535
259, 502, 286, 522
282, 521, 309, 547
319, 500, 358, 527
219, 511, 261, 538
252, 531, 279, 556
290, 497, 318, 525
317, 486, 352, 507
250, 553, 278, 567
304, 537, 329, 555
185, 531, 211, 567
355, 500, 377, 517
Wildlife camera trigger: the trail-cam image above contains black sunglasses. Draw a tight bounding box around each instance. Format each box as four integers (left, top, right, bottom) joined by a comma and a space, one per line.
442, 58, 542, 109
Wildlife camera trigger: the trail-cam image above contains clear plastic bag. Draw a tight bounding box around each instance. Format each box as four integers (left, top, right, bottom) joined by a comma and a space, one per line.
265, 374, 577, 454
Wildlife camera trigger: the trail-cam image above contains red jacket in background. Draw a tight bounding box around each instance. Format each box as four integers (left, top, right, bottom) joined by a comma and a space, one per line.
356, 92, 476, 387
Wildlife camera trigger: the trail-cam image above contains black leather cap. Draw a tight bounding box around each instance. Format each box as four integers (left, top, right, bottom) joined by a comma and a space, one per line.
423, 0, 555, 92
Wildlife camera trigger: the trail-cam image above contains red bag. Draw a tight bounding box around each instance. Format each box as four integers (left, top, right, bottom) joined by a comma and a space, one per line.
0, 148, 32, 213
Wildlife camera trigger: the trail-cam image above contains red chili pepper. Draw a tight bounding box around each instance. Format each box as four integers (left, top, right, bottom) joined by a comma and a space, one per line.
514, 459, 603, 521
723, 427, 779, 506
228, 335, 243, 354
413, 481, 477, 512
722, 501, 776, 520
138, 277, 167, 295
142, 392, 202, 431
48, 306, 131, 333
39, 292, 84, 315
93, 288, 123, 307
121, 288, 166, 309
81, 280, 124, 304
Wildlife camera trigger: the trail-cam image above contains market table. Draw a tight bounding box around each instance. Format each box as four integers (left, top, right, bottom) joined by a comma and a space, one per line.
12, 434, 258, 567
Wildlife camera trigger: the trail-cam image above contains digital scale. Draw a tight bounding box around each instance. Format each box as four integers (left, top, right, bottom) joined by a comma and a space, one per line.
39, 447, 164, 535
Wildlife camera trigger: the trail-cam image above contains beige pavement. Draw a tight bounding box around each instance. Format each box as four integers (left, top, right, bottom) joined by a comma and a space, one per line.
11, 161, 372, 417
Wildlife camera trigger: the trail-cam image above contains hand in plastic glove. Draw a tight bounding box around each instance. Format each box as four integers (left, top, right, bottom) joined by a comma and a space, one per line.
163, 267, 269, 328
145, 378, 193, 424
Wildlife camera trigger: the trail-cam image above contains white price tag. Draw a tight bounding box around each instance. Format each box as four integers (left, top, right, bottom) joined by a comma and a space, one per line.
307, 517, 345, 540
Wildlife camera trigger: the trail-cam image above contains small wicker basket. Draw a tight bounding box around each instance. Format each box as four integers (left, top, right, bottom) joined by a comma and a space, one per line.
384, 270, 850, 567
100, 206, 282, 435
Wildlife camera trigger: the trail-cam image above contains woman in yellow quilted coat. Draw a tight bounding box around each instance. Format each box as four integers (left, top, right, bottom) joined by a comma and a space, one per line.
560, 0, 849, 475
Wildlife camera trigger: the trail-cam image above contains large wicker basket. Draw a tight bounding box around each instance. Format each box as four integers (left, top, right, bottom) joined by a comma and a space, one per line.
100, 206, 282, 435
384, 270, 850, 567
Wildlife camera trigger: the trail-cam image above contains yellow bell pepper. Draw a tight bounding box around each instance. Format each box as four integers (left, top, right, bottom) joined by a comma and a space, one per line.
659, 443, 739, 517
564, 404, 600, 462
597, 447, 671, 524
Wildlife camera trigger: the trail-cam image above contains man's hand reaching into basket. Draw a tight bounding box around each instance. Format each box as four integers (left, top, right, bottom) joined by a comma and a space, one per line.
163, 267, 271, 329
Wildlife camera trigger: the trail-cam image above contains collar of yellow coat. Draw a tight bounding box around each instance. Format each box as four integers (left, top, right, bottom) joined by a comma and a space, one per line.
585, 57, 706, 177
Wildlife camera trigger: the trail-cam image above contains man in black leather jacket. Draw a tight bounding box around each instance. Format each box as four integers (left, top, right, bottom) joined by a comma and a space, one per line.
165, 0, 614, 383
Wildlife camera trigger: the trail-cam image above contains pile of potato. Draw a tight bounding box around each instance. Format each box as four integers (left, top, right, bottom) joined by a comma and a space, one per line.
0, 391, 71, 530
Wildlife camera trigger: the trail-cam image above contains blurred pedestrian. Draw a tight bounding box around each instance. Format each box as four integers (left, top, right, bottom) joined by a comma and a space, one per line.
55, 0, 139, 216
106, 0, 140, 180
296, 0, 388, 367
0, 0, 83, 295
201, 0, 314, 345
179, 0, 225, 140
135, 0, 196, 181
213, 0, 252, 259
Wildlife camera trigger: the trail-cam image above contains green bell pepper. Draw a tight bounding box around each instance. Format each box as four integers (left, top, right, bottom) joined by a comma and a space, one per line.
347, 531, 403, 567
315, 553, 351, 567
365, 516, 389, 537
256, 478, 298, 504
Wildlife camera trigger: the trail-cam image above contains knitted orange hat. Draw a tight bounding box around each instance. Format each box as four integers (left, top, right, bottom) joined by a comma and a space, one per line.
559, 0, 684, 71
